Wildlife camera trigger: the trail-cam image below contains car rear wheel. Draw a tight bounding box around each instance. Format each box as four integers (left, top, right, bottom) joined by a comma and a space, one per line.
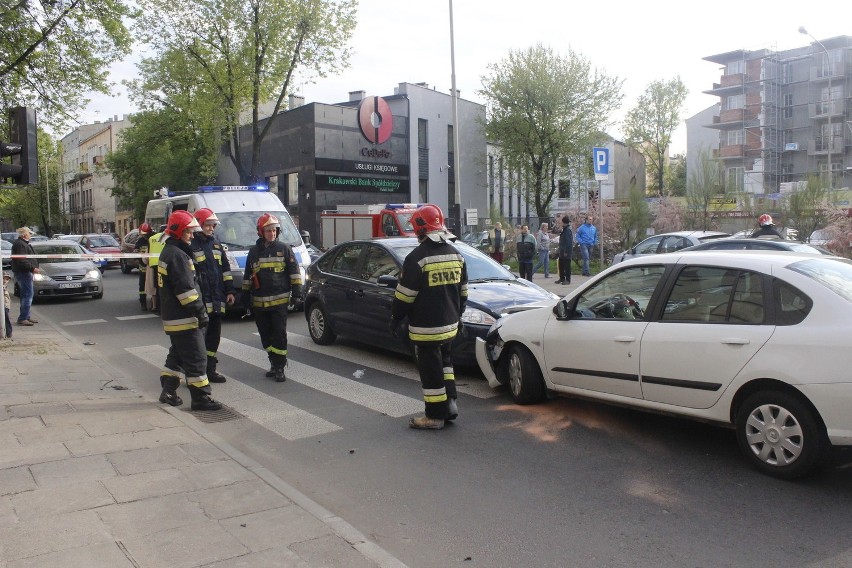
307, 303, 336, 345
502, 344, 545, 404
735, 390, 825, 479
120, 259, 132, 274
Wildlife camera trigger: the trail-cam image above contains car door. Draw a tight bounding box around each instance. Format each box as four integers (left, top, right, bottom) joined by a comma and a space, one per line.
543, 265, 667, 399
357, 244, 406, 347
640, 265, 774, 409
321, 243, 367, 335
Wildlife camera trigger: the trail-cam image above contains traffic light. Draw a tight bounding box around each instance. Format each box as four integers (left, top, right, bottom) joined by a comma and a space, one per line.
5, 107, 38, 185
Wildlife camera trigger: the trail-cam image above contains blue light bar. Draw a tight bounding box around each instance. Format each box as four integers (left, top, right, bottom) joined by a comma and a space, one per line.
197, 185, 269, 193
385, 203, 422, 210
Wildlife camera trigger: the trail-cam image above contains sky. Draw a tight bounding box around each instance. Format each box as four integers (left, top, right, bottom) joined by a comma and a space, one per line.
78, 0, 852, 154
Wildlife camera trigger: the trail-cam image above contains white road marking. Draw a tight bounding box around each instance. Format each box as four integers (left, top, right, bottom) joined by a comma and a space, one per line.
62, 319, 108, 326
116, 314, 159, 321
125, 344, 342, 440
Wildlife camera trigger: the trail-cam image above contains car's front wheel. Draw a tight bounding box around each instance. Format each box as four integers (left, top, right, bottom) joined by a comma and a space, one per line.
502, 344, 545, 404
307, 303, 336, 345
735, 390, 826, 479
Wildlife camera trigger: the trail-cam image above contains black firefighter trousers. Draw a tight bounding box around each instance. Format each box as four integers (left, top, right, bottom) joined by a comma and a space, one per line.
162, 328, 212, 399
414, 340, 457, 420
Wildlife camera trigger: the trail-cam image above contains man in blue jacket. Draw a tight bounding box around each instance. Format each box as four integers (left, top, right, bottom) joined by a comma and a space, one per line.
575, 215, 598, 277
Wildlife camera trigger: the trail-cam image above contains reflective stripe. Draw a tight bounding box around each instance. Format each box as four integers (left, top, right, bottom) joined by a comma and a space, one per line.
443, 367, 455, 381
223, 272, 233, 282
177, 289, 199, 305
410, 329, 457, 342
266, 346, 288, 356
255, 259, 287, 270
163, 317, 199, 332
157, 261, 168, 275
394, 283, 417, 303
242, 281, 252, 291
206, 350, 216, 357
161, 368, 186, 381
252, 293, 290, 308
187, 377, 210, 388
409, 322, 458, 342
290, 273, 302, 284
193, 251, 207, 263
417, 253, 462, 268
423, 386, 448, 404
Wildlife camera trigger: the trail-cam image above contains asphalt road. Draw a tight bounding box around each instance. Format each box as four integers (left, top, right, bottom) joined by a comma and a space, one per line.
27, 269, 852, 568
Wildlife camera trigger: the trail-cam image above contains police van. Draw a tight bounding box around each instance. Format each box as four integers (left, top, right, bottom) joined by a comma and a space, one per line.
144, 185, 309, 310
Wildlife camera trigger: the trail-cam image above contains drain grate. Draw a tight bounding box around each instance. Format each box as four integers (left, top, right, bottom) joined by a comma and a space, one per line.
185, 404, 245, 423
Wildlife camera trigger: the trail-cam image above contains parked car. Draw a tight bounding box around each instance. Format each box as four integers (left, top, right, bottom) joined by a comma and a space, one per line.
13, 239, 103, 300
74, 234, 122, 268
1, 239, 11, 270
611, 231, 730, 264
304, 237, 558, 367
682, 238, 832, 255
460, 230, 490, 252
120, 229, 141, 273
477, 251, 852, 479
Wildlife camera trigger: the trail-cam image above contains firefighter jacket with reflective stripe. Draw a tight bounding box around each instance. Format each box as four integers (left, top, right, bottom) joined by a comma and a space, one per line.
392, 240, 468, 343
191, 233, 235, 315
242, 238, 302, 311
134, 234, 150, 267
158, 238, 206, 334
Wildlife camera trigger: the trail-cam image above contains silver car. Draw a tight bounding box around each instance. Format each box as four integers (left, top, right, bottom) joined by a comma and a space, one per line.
14, 240, 104, 300
612, 231, 730, 264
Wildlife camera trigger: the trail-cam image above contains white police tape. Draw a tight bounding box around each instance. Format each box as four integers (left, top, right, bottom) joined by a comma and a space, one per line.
4, 253, 156, 259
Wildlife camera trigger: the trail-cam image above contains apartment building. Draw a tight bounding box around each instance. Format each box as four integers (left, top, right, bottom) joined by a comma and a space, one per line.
703, 36, 851, 194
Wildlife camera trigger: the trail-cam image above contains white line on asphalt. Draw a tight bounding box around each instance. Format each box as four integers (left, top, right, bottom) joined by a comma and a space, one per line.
116, 314, 159, 321
125, 344, 342, 440
62, 319, 108, 326
217, 337, 424, 418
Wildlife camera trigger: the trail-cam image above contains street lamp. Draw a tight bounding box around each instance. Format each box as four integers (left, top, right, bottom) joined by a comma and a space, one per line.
799, 26, 833, 187
449, 0, 462, 235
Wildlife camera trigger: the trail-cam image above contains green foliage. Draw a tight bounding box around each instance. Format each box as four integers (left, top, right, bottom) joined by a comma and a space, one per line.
618, 187, 650, 247
784, 175, 831, 242
0, 129, 64, 233
623, 77, 688, 194
479, 44, 623, 218
685, 148, 722, 231
105, 109, 212, 221
664, 154, 687, 196
130, 0, 358, 183
0, 0, 135, 130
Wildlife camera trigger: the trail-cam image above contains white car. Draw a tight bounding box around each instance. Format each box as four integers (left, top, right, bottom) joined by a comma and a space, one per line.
476, 251, 852, 479
611, 231, 729, 264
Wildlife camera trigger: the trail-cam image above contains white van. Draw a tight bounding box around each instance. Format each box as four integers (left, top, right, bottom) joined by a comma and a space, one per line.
144, 185, 309, 309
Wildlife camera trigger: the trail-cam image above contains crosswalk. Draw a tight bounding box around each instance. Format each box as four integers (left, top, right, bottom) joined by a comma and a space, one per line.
125, 332, 497, 440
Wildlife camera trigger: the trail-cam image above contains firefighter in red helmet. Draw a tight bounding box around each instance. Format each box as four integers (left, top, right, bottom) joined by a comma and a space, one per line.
156, 210, 222, 411
191, 208, 236, 383
135, 222, 154, 310
751, 213, 783, 239
390, 204, 468, 429
242, 213, 302, 382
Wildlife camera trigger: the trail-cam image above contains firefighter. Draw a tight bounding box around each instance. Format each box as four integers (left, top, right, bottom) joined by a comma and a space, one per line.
191, 208, 236, 383
157, 210, 222, 411
135, 223, 154, 310
390, 204, 468, 430
751, 213, 784, 239
146, 225, 168, 313
242, 213, 302, 382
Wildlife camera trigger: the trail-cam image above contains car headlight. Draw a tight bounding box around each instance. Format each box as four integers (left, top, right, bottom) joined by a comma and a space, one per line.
85, 269, 101, 279
460, 307, 497, 326
33, 273, 51, 282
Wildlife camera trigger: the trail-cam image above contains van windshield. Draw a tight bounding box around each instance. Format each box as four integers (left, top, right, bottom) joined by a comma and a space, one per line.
216, 211, 301, 250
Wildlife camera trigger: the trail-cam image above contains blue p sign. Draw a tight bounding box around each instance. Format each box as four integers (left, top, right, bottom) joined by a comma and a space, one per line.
593, 147, 609, 178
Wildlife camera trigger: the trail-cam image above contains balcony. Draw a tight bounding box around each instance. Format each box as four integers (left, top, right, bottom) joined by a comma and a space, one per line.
714, 144, 745, 159
809, 61, 845, 83
808, 99, 845, 119
704, 73, 745, 96
807, 135, 845, 156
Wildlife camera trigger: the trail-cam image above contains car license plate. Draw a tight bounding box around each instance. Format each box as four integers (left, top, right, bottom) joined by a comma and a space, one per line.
58, 282, 82, 289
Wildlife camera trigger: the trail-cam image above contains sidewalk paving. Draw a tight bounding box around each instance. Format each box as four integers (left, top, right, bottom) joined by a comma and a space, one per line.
0, 319, 407, 568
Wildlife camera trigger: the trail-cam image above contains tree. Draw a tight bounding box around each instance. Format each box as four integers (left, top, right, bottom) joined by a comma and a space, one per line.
664, 154, 687, 196
130, 0, 357, 184
0, 0, 134, 129
651, 193, 685, 234
685, 148, 722, 231
623, 77, 688, 194
617, 186, 650, 247
0, 129, 63, 232
479, 44, 623, 218
784, 175, 831, 243
106, 109, 212, 221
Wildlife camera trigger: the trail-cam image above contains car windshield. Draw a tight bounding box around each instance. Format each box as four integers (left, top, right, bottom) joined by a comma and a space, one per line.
396, 212, 415, 232
216, 211, 301, 250
88, 235, 119, 247
32, 243, 85, 263
787, 258, 852, 304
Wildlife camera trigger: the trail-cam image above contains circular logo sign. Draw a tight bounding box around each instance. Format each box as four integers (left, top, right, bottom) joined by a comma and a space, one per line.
358, 96, 393, 145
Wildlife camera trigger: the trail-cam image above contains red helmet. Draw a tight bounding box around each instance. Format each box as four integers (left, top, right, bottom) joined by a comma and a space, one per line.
139, 222, 152, 235
758, 214, 774, 227
411, 204, 445, 238
194, 208, 219, 226
165, 210, 201, 238
257, 213, 280, 237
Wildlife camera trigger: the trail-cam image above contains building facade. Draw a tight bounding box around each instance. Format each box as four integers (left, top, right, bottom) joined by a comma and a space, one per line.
703, 36, 851, 195
218, 82, 487, 241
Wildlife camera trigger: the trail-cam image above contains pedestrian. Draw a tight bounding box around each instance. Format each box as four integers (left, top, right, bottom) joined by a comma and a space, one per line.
487, 222, 505, 263
555, 215, 573, 285
2, 272, 12, 338
750, 214, 784, 239
516, 225, 536, 281
135, 223, 154, 311
242, 213, 302, 382
576, 215, 598, 277
390, 204, 467, 430
156, 210, 221, 411
192, 208, 236, 383
10, 227, 40, 326
531, 222, 551, 277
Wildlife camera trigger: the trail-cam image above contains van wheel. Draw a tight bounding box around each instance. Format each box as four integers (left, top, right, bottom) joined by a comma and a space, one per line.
307, 303, 336, 345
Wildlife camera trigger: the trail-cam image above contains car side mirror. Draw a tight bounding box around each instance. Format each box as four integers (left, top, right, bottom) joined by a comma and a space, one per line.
377, 274, 398, 287
553, 299, 572, 320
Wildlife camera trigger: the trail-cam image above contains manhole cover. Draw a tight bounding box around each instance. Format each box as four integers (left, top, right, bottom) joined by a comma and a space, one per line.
186, 404, 244, 423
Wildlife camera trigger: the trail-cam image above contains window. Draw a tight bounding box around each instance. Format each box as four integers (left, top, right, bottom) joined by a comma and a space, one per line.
660, 236, 690, 253
634, 236, 663, 255
418, 118, 428, 149
726, 130, 744, 145
360, 246, 400, 282
725, 94, 744, 110
662, 267, 764, 324
329, 244, 365, 278
725, 60, 745, 75
726, 167, 744, 192
783, 94, 793, 119
772, 280, 812, 326
573, 266, 666, 320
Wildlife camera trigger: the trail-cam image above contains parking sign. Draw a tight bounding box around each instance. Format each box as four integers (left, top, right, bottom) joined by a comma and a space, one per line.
593, 147, 609, 180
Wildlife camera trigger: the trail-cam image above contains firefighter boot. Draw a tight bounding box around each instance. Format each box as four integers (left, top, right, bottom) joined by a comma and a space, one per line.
207, 356, 227, 383
265, 356, 275, 377
408, 416, 445, 430
140, 297, 148, 311
189, 385, 222, 411
158, 375, 183, 407
447, 398, 458, 421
